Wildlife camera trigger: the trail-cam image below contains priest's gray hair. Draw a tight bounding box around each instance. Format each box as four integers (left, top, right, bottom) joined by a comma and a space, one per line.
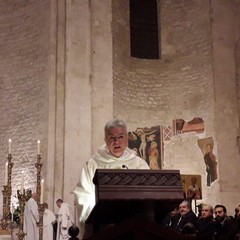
104, 118, 127, 138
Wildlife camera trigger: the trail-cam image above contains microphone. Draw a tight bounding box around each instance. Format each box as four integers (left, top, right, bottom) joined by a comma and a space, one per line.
122, 165, 129, 169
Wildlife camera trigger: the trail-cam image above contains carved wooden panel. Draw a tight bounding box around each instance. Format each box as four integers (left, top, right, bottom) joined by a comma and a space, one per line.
87, 170, 184, 226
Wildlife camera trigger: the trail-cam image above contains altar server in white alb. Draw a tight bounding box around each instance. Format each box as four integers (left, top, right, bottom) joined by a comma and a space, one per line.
74, 118, 150, 228
56, 199, 74, 240
24, 193, 40, 240
43, 202, 56, 240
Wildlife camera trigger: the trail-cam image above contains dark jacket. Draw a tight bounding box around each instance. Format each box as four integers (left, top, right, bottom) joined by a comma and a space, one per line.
196, 216, 217, 236
170, 210, 198, 232
215, 217, 235, 240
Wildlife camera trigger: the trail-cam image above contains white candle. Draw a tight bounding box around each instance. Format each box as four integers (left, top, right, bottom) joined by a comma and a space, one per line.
11, 203, 14, 222
21, 171, 24, 192
40, 179, 44, 204
4, 162, 8, 185
37, 140, 40, 155
8, 139, 12, 154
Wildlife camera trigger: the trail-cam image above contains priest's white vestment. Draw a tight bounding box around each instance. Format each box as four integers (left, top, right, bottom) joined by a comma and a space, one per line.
23, 197, 39, 240
74, 144, 150, 223
56, 203, 74, 240
43, 208, 56, 240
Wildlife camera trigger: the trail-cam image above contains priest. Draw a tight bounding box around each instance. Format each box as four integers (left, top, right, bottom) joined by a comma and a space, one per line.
23, 193, 40, 240
43, 202, 56, 240
74, 118, 150, 238
56, 198, 74, 240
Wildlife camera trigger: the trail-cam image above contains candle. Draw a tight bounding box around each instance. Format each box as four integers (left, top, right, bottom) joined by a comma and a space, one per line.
8, 139, 12, 154
40, 179, 44, 204
37, 140, 40, 155
21, 171, 24, 192
4, 162, 8, 185
11, 203, 14, 222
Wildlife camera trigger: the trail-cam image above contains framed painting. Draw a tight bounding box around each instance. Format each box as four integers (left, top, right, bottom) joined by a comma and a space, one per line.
181, 174, 202, 200
128, 125, 163, 169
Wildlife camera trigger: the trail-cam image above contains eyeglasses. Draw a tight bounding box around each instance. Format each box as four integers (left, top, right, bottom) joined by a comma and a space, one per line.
106, 134, 126, 142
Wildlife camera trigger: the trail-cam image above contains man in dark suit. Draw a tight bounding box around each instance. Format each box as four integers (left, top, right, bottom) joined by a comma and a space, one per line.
196, 204, 217, 237
214, 204, 234, 240
170, 200, 198, 233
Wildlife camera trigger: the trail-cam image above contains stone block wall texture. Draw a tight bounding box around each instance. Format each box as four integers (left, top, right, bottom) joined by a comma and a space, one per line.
113, 0, 213, 125
112, 0, 240, 212
210, 0, 240, 210
0, 0, 50, 210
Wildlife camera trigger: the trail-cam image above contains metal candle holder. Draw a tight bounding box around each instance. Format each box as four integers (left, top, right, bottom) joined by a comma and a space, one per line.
0, 153, 14, 230
35, 154, 44, 240
1, 146, 44, 240
35, 154, 43, 205
38, 203, 45, 240
16, 190, 27, 240
0, 185, 9, 230
7, 154, 14, 217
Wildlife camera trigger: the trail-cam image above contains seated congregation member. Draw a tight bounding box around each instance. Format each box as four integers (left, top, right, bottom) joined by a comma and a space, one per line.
170, 200, 198, 233
196, 204, 217, 237
227, 204, 240, 240
234, 205, 240, 220
234, 205, 240, 235
214, 204, 235, 240
161, 207, 179, 227
74, 118, 150, 238
181, 223, 196, 235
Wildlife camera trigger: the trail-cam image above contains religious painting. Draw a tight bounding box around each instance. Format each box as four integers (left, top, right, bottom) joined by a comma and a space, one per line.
181, 174, 202, 200
197, 137, 218, 187
128, 125, 162, 169
174, 117, 205, 135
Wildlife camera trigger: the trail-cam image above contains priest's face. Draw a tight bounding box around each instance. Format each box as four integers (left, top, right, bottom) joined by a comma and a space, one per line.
105, 126, 128, 158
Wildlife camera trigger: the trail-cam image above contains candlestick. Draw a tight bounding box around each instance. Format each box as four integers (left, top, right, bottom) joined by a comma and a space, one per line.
8, 139, 12, 154
40, 179, 44, 204
4, 162, 8, 185
21, 171, 24, 192
37, 140, 41, 155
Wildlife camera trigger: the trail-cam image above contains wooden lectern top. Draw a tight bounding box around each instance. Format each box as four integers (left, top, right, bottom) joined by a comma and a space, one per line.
86, 169, 184, 224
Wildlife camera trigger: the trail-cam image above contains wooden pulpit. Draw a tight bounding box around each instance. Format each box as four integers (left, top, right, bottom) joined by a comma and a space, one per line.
85, 169, 195, 240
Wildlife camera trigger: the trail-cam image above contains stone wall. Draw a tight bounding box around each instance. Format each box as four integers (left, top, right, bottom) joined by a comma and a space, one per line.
0, 0, 50, 209
112, 0, 240, 214
211, 0, 240, 210
0, 0, 240, 224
